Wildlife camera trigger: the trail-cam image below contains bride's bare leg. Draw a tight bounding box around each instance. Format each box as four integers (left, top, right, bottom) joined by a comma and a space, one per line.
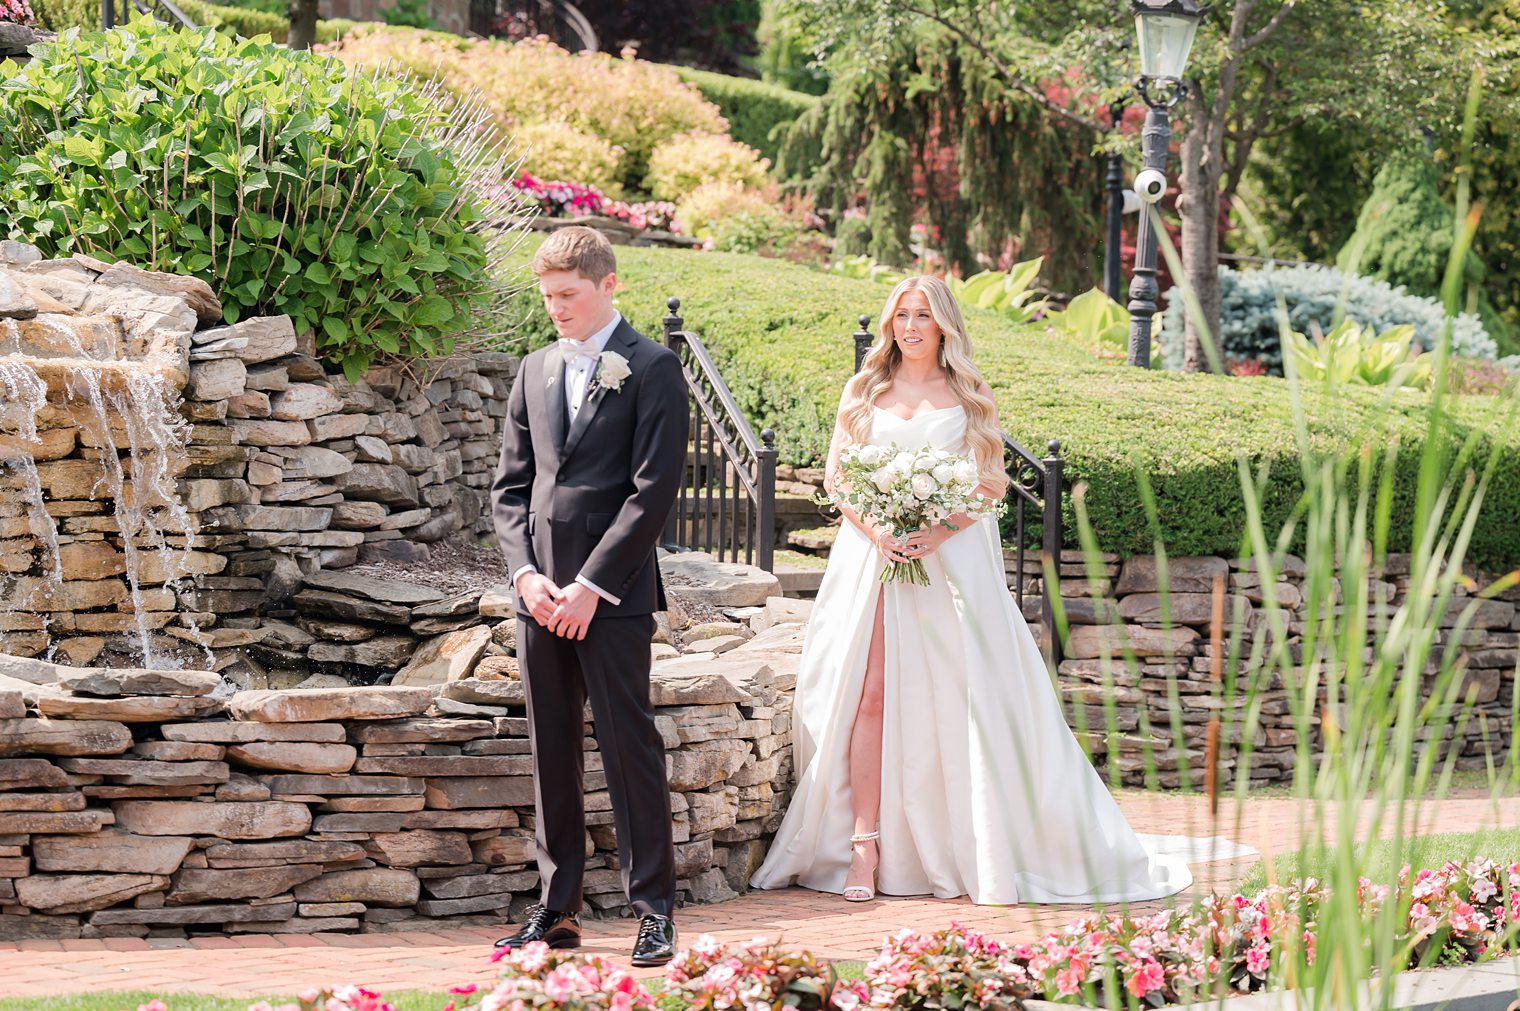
844, 590, 886, 896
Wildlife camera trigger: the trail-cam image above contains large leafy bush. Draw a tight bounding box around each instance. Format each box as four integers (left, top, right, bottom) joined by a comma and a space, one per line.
500, 240, 1520, 569
513, 121, 623, 195
1159, 264, 1495, 373
0, 19, 526, 378
324, 27, 728, 193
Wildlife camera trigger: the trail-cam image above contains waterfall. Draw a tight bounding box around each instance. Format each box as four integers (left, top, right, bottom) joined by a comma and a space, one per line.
0, 315, 198, 669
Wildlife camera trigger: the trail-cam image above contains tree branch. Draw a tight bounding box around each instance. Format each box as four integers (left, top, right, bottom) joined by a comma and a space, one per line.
903, 3, 1107, 134
1239, 1, 1298, 52
1222, 66, 1278, 201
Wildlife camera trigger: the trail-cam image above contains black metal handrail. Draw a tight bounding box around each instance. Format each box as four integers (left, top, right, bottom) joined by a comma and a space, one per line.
102, 0, 198, 30
851, 315, 1065, 666
662, 298, 778, 571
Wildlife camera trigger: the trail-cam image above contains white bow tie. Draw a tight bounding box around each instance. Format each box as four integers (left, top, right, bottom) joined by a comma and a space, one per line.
559, 339, 601, 364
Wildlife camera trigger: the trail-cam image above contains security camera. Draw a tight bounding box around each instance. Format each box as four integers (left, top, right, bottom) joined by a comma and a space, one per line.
1134, 168, 1168, 204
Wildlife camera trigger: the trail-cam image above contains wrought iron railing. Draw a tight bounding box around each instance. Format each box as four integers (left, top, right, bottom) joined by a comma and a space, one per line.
662, 298, 777, 571
102, 0, 198, 29
850, 315, 1066, 666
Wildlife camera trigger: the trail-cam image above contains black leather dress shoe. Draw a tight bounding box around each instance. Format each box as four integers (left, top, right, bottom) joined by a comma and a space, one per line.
630, 913, 677, 967
494, 905, 582, 950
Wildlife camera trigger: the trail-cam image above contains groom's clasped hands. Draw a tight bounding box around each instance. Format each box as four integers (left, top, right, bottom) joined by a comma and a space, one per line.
516, 571, 598, 641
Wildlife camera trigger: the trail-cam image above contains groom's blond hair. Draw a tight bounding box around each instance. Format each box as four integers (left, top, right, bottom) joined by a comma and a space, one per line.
532, 226, 617, 283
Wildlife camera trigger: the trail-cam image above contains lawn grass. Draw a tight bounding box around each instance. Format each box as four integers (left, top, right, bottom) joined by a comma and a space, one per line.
0, 994, 454, 1011
1240, 828, 1520, 895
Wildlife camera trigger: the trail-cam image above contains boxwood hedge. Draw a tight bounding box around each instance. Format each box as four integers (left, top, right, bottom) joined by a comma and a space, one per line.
501, 244, 1520, 569
669, 66, 818, 167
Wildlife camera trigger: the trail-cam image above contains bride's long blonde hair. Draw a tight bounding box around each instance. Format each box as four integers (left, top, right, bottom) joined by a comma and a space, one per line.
840, 275, 1008, 496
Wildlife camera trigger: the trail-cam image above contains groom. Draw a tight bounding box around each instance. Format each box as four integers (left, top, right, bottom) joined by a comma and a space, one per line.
490, 226, 687, 966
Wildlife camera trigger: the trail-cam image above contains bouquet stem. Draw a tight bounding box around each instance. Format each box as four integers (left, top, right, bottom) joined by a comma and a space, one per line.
881, 558, 930, 586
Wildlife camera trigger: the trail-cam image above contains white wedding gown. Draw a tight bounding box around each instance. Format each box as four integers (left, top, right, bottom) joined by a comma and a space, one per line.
751, 406, 1193, 905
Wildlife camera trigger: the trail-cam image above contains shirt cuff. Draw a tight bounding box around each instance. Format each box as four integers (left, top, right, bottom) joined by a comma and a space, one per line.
512, 564, 537, 590
575, 574, 622, 606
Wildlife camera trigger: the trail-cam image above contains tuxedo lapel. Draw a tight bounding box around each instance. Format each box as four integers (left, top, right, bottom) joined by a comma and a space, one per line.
560, 322, 638, 463
543, 343, 569, 456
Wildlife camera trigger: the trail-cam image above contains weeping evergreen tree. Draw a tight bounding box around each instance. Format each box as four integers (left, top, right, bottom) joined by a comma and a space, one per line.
777, 27, 1105, 293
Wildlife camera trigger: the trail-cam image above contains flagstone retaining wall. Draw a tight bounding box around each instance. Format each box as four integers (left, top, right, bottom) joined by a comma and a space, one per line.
0, 600, 804, 941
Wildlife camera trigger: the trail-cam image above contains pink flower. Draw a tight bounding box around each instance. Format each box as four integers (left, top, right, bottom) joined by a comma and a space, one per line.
1125, 958, 1165, 998
1246, 940, 1271, 976
1055, 965, 1084, 996
139, 1003, 169, 1011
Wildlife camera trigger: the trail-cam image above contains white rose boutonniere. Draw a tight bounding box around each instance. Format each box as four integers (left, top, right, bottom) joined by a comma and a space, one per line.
597, 351, 632, 393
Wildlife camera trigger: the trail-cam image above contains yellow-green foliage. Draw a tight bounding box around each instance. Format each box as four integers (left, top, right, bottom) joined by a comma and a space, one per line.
643, 131, 769, 202
325, 26, 727, 192
675, 182, 783, 238
514, 120, 623, 194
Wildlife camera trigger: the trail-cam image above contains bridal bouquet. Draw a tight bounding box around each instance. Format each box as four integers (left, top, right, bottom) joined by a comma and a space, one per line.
831, 442, 1001, 585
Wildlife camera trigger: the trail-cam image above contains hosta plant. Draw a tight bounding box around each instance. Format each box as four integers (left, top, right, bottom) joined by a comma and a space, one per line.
1047, 287, 1130, 356
0, 19, 529, 379
1284, 318, 1434, 391
949, 258, 1047, 324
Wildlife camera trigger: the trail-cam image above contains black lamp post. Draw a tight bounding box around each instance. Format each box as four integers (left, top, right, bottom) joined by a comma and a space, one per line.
1125, 0, 1202, 368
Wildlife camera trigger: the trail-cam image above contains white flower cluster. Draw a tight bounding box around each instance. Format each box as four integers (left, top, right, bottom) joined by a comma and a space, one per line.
834, 441, 997, 536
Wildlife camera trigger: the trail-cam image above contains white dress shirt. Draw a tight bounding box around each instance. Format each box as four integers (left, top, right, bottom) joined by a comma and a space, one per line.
513, 313, 624, 607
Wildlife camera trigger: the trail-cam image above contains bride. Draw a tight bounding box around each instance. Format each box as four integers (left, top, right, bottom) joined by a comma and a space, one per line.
750, 276, 1192, 905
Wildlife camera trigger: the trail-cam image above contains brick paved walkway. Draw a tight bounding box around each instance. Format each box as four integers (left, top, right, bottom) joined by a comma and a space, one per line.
2, 792, 1515, 1000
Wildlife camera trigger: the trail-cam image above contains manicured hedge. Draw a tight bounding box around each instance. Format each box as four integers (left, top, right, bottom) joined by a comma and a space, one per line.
501, 244, 1520, 569
669, 66, 818, 166
27, 0, 353, 40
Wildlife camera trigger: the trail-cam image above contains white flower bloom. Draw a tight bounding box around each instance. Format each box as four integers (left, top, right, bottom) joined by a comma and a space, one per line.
892, 451, 914, 471
932, 463, 955, 485
911, 473, 938, 499
952, 460, 978, 485
857, 445, 885, 466
872, 468, 895, 493
597, 351, 632, 391
913, 454, 936, 472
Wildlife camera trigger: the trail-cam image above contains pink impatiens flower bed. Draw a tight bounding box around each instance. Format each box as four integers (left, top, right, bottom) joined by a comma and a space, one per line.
480, 173, 682, 235
117, 859, 1520, 1011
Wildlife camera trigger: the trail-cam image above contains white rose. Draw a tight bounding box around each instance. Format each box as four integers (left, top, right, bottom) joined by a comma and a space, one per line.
597, 351, 632, 391
892, 451, 914, 471
872, 468, 894, 493
913, 454, 936, 472
911, 473, 938, 499
932, 463, 955, 485
952, 460, 978, 485
857, 445, 885, 466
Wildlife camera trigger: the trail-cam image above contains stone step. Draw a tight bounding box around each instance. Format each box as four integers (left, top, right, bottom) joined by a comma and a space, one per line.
772, 550, 827, 598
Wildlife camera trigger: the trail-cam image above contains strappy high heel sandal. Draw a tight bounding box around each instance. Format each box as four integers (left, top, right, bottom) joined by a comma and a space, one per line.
843, 830, 880, 902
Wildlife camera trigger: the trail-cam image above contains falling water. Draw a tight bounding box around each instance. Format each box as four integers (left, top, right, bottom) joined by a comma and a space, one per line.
0, 315, 199, 669
0, 344, 65, 631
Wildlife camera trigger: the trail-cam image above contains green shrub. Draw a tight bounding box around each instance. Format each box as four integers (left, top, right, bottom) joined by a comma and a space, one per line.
669, 65, 819, 164
500, 241, 1520, 569
0, 19, 525, 378
27, 0, 349, 40
644, 132, 769, 202
326, 28, 727, 194
28, 0, 93, 30
514, 120, 624, 195
1160, 264, 1496, 374
833, 212, 870, 258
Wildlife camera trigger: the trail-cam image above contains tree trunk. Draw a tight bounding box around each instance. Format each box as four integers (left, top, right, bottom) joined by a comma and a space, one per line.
288, 0, 319, 49
1178, 107, 1223, 374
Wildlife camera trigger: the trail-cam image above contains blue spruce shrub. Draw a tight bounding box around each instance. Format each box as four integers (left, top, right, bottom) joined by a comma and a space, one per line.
1159, 264, 1494, 373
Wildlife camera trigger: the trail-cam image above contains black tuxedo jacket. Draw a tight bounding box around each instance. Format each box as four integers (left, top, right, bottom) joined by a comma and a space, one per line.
491, 318, 688, 617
